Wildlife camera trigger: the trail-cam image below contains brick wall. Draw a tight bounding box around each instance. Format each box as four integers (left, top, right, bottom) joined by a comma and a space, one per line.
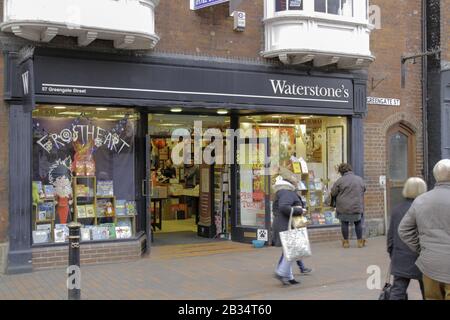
154, 0, 264, 60
364, 0, 424, 227
32, 237, 146, 271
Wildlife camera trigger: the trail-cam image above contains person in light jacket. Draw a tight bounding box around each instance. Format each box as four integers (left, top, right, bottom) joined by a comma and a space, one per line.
399, 159, 450, 300
387, 177, 427, 300
272, 175, 305, 285
277, 162, 312, 274
330, 163, 366, 248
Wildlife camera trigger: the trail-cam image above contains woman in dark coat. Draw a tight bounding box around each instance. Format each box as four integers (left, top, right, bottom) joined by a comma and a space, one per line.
272, 175, 305, 285
387, 177, 427, 300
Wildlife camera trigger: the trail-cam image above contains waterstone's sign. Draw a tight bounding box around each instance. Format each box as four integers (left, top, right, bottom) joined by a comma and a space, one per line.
191, 0, 229, 10
269, 79, 350, 99
33, 55, 355, 112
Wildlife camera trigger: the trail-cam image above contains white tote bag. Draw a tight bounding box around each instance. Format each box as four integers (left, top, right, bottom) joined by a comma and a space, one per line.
279, 212, 312, 262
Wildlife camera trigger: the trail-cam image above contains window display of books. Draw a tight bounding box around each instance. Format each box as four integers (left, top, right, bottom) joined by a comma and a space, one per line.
117, 218, 132, 229
75, 184, 93, 197
85, 204, 95, 218
37, 202, 54, 221
115, 200, 127, 216
309, 193, 319, 207
324, 211, 335, 225
80, 226, 93, 241
126, 201, 137, 215
97, 180, 114, 196
33, 230, 50, 244
100, 223, 117, 239
44, 185, 55, 199
33, 224, 52, 244
35, 181, 45, 199
92, 226, 110, 241
54, 224, 69, 243
77, 205, 87, 218
96, 199, 112, 217
115, 226, 132, 239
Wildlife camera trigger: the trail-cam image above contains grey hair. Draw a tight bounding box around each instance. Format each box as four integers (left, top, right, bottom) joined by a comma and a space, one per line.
433, 159, 450, 183
402, 177, 427, 199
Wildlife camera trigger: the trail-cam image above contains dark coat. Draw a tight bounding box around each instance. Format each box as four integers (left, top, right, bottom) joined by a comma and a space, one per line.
330, 171, 366, 217
272, 187, 304, 247
387, 199, 422, 280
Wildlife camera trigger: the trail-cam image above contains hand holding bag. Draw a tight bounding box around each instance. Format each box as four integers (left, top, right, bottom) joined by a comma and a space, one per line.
279, 210, 312, 262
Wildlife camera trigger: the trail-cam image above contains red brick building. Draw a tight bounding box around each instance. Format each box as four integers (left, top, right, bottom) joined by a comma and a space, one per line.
0, 0, 440, 273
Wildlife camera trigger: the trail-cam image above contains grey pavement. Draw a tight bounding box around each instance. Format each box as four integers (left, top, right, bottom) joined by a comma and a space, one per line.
0, 236, 423, 300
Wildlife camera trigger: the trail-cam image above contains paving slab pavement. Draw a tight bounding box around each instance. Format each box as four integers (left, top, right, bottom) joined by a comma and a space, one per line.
0, 236, 423, 300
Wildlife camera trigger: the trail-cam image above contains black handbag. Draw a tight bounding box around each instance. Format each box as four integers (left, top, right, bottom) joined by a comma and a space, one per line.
378, 265, 392, 300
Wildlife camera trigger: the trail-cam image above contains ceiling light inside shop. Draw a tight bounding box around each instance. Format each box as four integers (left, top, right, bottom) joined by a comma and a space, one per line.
59, 112, 82, 116
217, 109, 228, 115
96, 107, 108, 111
170, 107, 183, 113
271, 115, 282, 118
158, 123, 184, 127
258, 123, 296, 127
53, 106, 67, 109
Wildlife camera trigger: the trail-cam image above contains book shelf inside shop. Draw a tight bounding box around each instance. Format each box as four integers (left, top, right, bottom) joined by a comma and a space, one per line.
299, 172, 339, 227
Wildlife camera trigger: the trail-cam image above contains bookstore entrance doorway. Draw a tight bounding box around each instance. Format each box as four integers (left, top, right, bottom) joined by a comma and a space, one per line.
145, 114, 231, 246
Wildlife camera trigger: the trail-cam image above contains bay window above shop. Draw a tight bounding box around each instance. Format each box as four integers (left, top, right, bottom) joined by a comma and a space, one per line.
264, 0, 374, 69
1, 0, 160, 50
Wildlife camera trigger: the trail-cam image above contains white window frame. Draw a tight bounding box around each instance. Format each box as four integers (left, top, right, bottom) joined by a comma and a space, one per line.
314, 0, 354, 17
275, 0, 304, 12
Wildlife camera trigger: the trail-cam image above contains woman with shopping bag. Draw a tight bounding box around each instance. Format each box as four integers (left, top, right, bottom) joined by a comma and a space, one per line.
272, 174, 310, 285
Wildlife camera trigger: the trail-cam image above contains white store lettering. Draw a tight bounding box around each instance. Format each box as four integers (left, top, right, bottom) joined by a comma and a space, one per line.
37, 125, 131, 154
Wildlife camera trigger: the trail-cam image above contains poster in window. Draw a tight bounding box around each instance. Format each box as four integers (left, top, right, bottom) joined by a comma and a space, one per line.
301, 119, 323, 162
327, 126, 344, 187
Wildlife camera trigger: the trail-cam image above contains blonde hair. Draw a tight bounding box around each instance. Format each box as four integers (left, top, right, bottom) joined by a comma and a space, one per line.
402, 177, 427, 199
433, 159, 450, 183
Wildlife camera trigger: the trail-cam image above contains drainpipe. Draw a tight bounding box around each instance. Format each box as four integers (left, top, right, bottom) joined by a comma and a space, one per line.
422, 0, 429, 182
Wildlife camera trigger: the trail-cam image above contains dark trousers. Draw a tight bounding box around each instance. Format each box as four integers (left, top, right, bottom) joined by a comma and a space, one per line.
389, 276, 425, 300
341, 220, 363, 240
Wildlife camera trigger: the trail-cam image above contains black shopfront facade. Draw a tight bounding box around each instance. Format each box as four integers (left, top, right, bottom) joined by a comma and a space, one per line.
4, 48, 367, 273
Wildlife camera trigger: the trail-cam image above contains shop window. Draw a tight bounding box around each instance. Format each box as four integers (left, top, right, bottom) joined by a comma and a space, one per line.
238, 115, 348, 227
275, 0, 303, 12
31, 105, 139, 245
314, 0, 353, 16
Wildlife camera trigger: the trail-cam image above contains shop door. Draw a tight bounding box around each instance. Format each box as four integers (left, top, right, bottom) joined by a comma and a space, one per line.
144, 134, 153, 252
144, 134, 171, 248
232, 137, 271, 244
386, 123, 416, 221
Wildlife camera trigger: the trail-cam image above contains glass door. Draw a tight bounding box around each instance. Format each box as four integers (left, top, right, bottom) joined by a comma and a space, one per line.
144, 134, 153, 252
232, 136, 271, 244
